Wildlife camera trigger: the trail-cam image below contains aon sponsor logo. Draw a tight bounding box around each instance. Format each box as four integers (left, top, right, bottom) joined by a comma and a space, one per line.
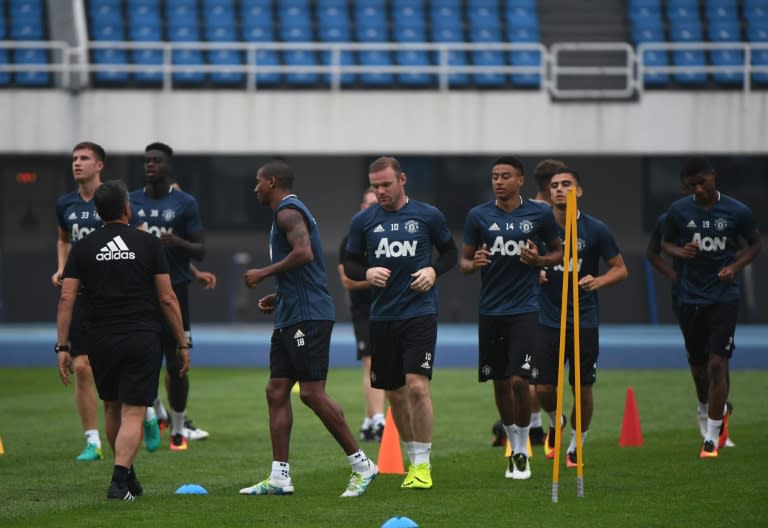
71, 223, 95, 242
489, 236, 529, 256
374, 238, 417, 258
142, 223, 174, 238
692, 233, 726, 252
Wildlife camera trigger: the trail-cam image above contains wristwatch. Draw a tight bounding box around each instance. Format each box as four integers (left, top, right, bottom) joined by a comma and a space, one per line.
54, 344, 70, 353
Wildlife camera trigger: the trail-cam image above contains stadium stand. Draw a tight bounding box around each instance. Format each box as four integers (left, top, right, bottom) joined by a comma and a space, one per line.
7, 0, 50, 86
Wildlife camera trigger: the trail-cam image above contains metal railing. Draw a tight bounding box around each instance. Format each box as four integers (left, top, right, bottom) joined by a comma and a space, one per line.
2, 40, 768, 97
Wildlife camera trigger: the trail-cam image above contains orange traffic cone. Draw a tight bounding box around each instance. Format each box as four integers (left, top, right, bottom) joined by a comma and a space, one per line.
377, 408, 405, 474
504, 435, 533, 457
619, 387, 643, 447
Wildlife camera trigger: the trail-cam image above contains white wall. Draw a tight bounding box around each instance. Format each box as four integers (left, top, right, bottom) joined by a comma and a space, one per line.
1, 90, 766, 154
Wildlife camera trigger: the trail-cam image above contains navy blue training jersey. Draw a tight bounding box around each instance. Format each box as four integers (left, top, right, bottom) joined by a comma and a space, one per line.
63, 223, 169, 332
463, 199, 560, 316
129, 187, 203, 286
346, 199, 453, 321
270, 195, 335, 328
339, 234, 371, 313
56, 190, 102, 243
663, 193, 757, 305
539, 212, 621, 328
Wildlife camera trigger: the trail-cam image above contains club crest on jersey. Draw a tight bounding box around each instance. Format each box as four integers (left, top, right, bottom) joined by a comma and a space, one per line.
714, 218, 727, 232
519, 220, 534, 234
404, 220, 419, 234
162, 209, 176, 222
577, 238, 586, 251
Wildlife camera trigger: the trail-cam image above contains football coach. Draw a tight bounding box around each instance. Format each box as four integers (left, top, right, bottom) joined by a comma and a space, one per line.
56, 179, 189, 501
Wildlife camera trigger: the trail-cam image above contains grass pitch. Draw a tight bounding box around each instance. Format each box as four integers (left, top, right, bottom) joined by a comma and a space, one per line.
0, 367, 766, 527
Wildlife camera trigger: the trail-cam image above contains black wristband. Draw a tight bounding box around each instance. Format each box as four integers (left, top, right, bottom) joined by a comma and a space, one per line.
55, 344, 70, 353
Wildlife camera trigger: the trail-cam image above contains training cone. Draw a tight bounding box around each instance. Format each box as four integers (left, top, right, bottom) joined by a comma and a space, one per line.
377, 407, 405, 474
0, 435, 4, 455
619, 387, 643, 447
504, 436, 533, 458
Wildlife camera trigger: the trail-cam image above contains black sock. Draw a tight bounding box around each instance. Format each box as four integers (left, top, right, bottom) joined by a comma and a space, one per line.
128, 465, 137, 479
112, 465, 129, 485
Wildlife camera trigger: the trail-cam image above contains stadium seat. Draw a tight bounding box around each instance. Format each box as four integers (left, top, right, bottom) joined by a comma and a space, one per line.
708, 19, 744, 85
472, 49, 506, 87
430, 5, 463, 30
132, 47, 164, 84
0, 50, 10, 86
172, 49, 206, 84
509, 49, 542, 87
468, 2, 501, 30
10, 14, 45, 40
284, 49, 319, 85
396, 49, 432, 86
10, 0, 43, 18
91, 21, 125, 41
639, 49, 671, 86
504, 6, 539, 29
89, 1, 123, 23
250, 49, 281, 85
206, 23, 244, 85
241, 0, 273, 24
317, 16, 354, 86
669, 22, 708, 84
358, 50, 394, 86
13, 48, 50, 85
165, 2, 198, 26
127, 1, 161, 26
91, 48, 130, 83
317, 5, 350, 30
129, 22, 162, 41
633, 25, 665, 44
507, 25, 540, 42
752, 47, 768, 84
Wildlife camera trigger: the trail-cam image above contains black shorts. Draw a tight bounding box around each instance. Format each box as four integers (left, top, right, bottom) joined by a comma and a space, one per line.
678, 301, 738, 365
270, 320, 334, 382
534, 325, 599, 386
69, 294, 91, 358
351, 308, 372, 360
88, 330, 163, 406
369, 315, 437, 391
160, 283, 191, 375
478, 313, 538, 382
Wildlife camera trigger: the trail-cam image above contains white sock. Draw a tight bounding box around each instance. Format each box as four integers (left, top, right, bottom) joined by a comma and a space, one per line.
371, 413, 386, 427
85, 429, 101, 448
530, 411, 542, 428
145, 407, 156, 421
514, 425, 530, 455
270, 461, 290, 482
171, 410, 186, 436
697, 401, 708, 417
503, 423, 515, 446
411, 442, 431, 466
347, 449, 373, 474
706, 418, 722, 444
567, 428, 589, 453
153, 397, 168, 421
361, 417, 372, 430
547, 410, 558, 428
404, 441, 417, 464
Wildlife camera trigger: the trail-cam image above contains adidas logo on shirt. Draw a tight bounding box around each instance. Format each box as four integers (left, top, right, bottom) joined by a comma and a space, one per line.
373, 225, 385, 233
96, 235, 135, 261
293, 329, 305, 339
489, 223, 500, 231
138, 209, 146, 217
686, 220, 697, 228
68, 212, 77, 220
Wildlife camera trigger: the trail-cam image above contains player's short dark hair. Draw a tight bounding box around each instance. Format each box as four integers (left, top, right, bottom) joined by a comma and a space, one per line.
533, 159, 566, 192
73, 141, 106, 162
259, 160, 294, 189
145, 142, 174, 159
551, 167, 581, 185
492, 156, 525, 176
369, 156, 402, 176
94, 180, 129, 221
680, 157, 714, 181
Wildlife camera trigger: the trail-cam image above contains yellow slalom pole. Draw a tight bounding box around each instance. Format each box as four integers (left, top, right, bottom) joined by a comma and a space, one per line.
569, 191, 584, 498
551, 188, 575, 503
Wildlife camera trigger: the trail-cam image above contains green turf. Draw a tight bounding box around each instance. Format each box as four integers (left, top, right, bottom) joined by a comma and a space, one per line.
1, 367, 766, 527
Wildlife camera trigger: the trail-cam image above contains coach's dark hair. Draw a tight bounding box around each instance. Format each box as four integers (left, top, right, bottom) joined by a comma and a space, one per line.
259, 160, 294, 190
492, 156, 525, 176
73, 141, 106, 163
94, 180, 130, 221
533, 159, 566, 192
369, 156, 402, 176
680, 157, 714, 181
551, 167, 581, 185
145, 142, 174, 159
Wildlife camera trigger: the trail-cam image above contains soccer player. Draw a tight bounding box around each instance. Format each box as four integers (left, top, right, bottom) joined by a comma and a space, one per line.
661, 158, 761, 458
462, 156, 563, 480
338, 188, 386, 442
240, 160, 377, 498
130, 142, 207, 451
52, 141, 106, 461
56, 180, 189, 501
535, 168, 628, 468
344, 156, 458, 490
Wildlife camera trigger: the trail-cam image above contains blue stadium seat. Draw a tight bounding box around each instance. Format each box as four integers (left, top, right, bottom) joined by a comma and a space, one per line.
10, 14, 45, 40
354, 0, 386, 8
317, 17, 354, 85
633, 25, 665, 44
281, 23, 312, 42
127, 1, 160, 26
669, 22, 708, 84
431, 24, 464, 42
91, 21, 125, 41
747, 22, 768, 41
249, 49, 280, 85
355, 4, 387, 27
468, 3, 501, 30
166, 3, 198, 26
472, 50, 506, 87
629, 5, 663, 28
13, 48, 50, 85
396, 20, 427, 42
640, 49, 670, 85
284, 49, 319, 85
706, 5, 739, 22
10, 0, 43, 18
752, 47, 768, 84
504, 6, 539, 29
509, 49, 541, 87
132, 46, 164, 84
744, 5, 768, 25
393, 2, 424, 25
507, 24, 540, 42
242, 20, 274, 42
430, 5, 463, 30
0, 49, 9, 86
358, 50, 393, 86
667, 1, 702, 24
708, 19, 743, 84
168, 22, 200, 42
357, 25, 388, 42
705, 0, 737, 9
89, 1, 123, 23
317, 5, 350, 29
209, 49, 244, 84
708, 20, 741, 41
173, 49, 206, 84
241, 0, 273, 24
91, 48, 130, 83
318, 0, 347, 7
396, 49, 431, 86
129, 22, 162, 41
